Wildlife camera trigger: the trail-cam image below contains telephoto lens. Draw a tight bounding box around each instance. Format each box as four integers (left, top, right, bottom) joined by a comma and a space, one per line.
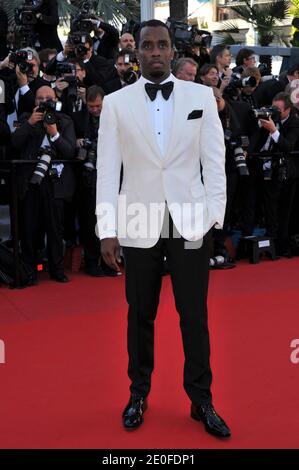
30, 146, 53, 185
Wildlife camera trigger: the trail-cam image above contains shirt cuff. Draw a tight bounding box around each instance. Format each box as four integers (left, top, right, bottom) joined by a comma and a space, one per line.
99, 231, 117, 240
50, 132, 60, 142
19, 84, 30, 95
270, 129, 280, 143
56, 52, 66, 62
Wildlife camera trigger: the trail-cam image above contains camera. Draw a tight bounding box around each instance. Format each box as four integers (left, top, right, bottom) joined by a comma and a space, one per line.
37, 99, 62, 125
30, 145, 53, 185
9, 50, 34, 74
70, 1, 96, 34
68, 32, 89, 47
123, 67, 139, 85
166, 18, 212, 55
251, 105, 281, 122
77, 138, 97, 171
15, 0, 43, 26
225, 131, 250, 176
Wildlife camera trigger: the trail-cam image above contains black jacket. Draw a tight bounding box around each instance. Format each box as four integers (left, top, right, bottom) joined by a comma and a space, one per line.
34, 0, 63, 52
11, 112, 76, 200
93, 22, 119, 61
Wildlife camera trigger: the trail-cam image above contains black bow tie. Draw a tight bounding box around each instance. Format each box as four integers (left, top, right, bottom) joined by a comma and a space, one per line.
145, 81, 174, 101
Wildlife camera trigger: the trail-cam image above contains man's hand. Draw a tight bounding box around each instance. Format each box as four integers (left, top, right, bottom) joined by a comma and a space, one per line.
63, 42, 74, 58
259, 117, 277, 134
0, 55, 14, 71
16, 65, 28, 87
101, 238, 122, 272
76, 138, 84, 148
55, 77, 69, 93
44, 122, 58, 137
28, 106, 44, 126
77, 86, 86, 104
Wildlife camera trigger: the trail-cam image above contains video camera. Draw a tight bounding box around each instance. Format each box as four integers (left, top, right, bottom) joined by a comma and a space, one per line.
224, 131, 250, 176
37, 99, 62, 125
251, 105, 281, 122
9, 49, 34, 74
71, 1, 96, 34
15, 0, 43, 26
166, 18, 212, 54
77, 138, 97, 171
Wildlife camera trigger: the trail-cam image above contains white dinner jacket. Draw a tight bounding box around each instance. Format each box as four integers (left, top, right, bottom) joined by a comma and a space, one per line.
96, 75, 226, 248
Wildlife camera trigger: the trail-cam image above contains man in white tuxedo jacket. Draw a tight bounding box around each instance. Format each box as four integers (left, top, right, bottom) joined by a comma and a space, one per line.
96, 20, 230, 438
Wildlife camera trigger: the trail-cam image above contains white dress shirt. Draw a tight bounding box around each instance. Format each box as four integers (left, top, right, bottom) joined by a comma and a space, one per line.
138, 73, 175, 156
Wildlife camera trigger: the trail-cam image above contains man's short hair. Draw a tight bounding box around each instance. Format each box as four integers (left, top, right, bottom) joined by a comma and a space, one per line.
86, 85, 105, 102
135, 19, 173, 48
199, 63, 218, 77
273, 91, 292, 109
287, 63, 299, 76
70, 58, 86, 70
173, 57, 198, 76
235, 48, 255, 67
210, 45, 230, 64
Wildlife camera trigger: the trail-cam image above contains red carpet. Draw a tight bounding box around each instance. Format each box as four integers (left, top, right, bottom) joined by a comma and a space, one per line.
0, 258, 299, 449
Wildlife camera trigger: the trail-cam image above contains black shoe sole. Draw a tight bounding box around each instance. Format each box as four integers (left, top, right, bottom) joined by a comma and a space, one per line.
191, 410, 231, 438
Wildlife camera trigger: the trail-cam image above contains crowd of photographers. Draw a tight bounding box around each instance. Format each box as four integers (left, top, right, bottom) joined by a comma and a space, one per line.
1, 0, 299, 284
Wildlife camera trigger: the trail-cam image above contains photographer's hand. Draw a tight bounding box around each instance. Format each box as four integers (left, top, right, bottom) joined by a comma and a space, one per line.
55, 77, 69, 94
0, 55, 14, 71
45, 122, 58, 138
76, 138, 84, 148
260, 117, 277, 134
101, 238, 122, 272
16, 65, 28, 87
77, 87, 86, 104
28, 107, 44, 127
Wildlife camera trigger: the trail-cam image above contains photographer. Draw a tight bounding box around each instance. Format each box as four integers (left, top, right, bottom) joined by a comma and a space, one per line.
210, 44, 232, 88
92, 18, 119, 61
48, 35, 121, 94
252, 92, 299, 255
55, 60, 87, 115
39, 48, 57, 84
115, 49, 139, 87
0, 47, 47, 130
119, 33, 136, 51
11, 85, 76, 283
73, 85, 119, 277
199, 63, 219, 87
212, 87, 257, 259
233, 48, 256, 74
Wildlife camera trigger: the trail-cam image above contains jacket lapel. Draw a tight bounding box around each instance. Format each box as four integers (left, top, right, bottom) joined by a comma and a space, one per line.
164, 78, 186, 162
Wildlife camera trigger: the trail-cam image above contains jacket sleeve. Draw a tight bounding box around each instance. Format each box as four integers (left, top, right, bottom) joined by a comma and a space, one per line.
52, 115, 76, 160
11, 113, 40, 154
199, 87, 226, 229
96, 95, 122, 239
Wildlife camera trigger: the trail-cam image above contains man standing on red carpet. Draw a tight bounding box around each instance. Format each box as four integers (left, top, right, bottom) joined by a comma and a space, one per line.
96, 20, 230, 438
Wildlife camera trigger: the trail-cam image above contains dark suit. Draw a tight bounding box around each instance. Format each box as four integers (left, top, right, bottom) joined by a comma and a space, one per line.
252, 111, 299, 250
254, 78, 285, 107
34, 0, 63, 51
93, 22, 119, 61
11, 112, 76, 276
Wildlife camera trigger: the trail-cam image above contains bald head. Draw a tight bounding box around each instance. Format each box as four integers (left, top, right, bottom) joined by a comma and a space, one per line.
120, 33, 135, 51
35, 86, 57, 105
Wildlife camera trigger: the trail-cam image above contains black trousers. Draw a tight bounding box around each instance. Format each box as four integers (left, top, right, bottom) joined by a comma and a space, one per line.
19, 180, 64, 276
123, 215, 212, 405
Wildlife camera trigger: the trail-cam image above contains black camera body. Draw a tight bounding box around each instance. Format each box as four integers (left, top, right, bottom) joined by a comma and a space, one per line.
37, 99, 62, 125
251, 105, 281, 122
77, 138, 97, 171
166, 17, 212, 54
10, 49, 34, 74
225, 131, 250, 176
15, 0, 43, 25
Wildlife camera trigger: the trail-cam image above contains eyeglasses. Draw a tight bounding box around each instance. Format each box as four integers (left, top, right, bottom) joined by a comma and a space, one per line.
246, 56, 256, 61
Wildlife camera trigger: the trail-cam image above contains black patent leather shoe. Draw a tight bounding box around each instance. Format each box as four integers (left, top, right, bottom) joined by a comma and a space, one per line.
122, 396, 148, 430
191, 403, 231, 438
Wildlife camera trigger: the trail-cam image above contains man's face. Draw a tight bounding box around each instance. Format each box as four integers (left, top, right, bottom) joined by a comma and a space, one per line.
35, 86, 57, 106
137, 26, 174, 83
176, 63, 197, 82
217, 49, 231, 68
116, 56, 132, 78
27, 58, 39, 81
201, 67, 218, 87
87, 96, 103, 118
76, 65, 86, 82
273, 99, 290, 120
120, 33, 135, 51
